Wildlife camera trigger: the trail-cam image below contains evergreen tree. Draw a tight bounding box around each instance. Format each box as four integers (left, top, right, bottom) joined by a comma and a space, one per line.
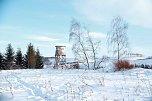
24, 43, 43, 69
35, 49, 44, 69
5, 44, 14, 69
22, 54, 28, 69
26, 43, 36, 69
15, 48, 23, 68
0, 53, 6, 70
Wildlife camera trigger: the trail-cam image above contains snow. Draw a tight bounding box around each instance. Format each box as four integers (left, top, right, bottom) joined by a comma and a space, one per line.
1, 67, 152, 101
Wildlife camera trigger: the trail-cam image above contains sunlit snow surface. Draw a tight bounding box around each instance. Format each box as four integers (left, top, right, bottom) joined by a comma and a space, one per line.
0, 68, 152, 101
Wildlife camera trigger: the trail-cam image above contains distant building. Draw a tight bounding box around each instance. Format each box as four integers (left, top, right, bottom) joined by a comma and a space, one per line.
127, 53, 143, 57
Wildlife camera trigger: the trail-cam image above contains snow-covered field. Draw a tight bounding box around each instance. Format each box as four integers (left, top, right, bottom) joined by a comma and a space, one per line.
0, 67, 152, 101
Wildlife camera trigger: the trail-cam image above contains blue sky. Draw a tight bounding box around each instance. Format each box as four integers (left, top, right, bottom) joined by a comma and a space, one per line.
0, 0, 152, 57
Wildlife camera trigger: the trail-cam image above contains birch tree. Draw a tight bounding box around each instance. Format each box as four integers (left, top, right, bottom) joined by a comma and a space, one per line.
107, 16, 129, 61
69, 19, 103, 69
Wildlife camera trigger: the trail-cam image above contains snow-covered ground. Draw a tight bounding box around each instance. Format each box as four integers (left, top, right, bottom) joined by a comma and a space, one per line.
0, 67, 152, 101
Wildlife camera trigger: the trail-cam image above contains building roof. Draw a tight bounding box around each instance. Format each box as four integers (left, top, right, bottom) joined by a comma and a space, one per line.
55, 46, 66, 47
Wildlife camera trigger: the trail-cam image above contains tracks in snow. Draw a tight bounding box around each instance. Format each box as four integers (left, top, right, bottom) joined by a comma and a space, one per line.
12, 73, 52, 101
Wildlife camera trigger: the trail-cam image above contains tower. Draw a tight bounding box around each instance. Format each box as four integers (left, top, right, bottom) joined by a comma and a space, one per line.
54, 46, 66, 67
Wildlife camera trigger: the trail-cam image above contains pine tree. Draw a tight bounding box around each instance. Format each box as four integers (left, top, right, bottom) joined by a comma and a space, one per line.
26, 43, 36, 69
22, 54, 28, 69
24, 43, 43, 69
15, 48, 23, 68
5, 44, 14, 69
0, 53, 6, 70
35, 49, 44, 69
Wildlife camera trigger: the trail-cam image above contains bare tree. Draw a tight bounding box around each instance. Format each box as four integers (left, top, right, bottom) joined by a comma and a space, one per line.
69, 19, 104, 69
107, 16, 129, 61
86, 30, 102, 69
69, 19, 89, 69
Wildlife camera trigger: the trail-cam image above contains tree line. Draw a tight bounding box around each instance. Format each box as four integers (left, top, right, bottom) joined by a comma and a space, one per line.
0, 43, 43, 70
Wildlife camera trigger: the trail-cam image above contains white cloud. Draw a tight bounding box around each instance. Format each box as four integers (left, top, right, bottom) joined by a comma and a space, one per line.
53, 42, 72, 48
0, 25, 22, 34
28, 35, 59, 42
0, 25, 18, 30
0, 41, 10, 44
89, 32, 106, 39
74, 0, 152, 28
34, 43, 51, 48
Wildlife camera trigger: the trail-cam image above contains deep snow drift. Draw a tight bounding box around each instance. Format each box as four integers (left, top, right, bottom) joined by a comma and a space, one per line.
0, 68, 152, 101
